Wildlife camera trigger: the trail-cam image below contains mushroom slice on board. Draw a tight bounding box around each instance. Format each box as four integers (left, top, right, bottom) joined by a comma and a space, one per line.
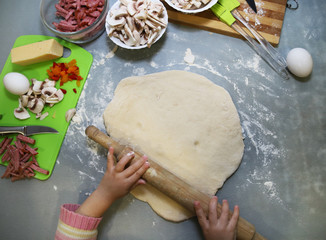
14, 107, 30, 120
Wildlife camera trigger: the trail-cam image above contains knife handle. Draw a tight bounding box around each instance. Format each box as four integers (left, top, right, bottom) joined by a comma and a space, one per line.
0, 126, 25, 135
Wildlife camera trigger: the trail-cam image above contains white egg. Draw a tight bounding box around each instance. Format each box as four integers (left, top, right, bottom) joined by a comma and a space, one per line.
3, 72, 30, 95
286, 48, 313, 78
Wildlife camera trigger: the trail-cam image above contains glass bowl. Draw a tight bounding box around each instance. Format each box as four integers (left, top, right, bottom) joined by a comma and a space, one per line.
40, 0, 109, 44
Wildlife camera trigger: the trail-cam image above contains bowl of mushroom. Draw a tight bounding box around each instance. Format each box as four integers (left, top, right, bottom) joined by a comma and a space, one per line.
106, 0, 168, 49
165, 0, 218, 14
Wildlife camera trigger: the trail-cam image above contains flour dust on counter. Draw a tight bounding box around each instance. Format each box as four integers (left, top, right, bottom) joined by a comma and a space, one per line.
63, 47, 117, 192
184, 48, 195, 65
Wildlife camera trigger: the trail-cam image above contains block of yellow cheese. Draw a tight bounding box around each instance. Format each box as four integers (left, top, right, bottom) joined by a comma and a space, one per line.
11, 39, 63, 66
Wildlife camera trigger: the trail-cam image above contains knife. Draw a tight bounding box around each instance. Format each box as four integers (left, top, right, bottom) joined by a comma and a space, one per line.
246, 0, 257, 13
0, 126, 58, 136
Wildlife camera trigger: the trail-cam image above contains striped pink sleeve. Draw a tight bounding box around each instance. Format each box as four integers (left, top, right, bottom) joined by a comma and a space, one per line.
55, 204, 102, 240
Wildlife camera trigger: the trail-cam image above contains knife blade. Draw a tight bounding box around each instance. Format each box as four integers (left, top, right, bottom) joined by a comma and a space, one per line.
246, 0, 257, 13
0, 126, 58, 136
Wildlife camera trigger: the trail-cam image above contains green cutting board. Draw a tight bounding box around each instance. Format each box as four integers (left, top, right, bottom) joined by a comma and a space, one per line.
0, 35, 93, 180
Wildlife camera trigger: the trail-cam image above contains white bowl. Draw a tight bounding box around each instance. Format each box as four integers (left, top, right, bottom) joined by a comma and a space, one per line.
165, 0, 218, 14
106, 0, 168, 49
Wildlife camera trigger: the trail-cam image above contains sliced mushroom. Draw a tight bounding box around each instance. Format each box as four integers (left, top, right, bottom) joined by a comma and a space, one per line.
127, 2, 137, 16
28, 98, 45, 114
108, 16, 126, 28
32, 78, 43, 95
135, 0, 146, 10
147, 28, 160, 47
20, 95, 30, 108
43, 79, 56, 88
108, 0, 167, 48
65, 108, 76, 122
41, 87, 59, 103
147, 13, 167, 28
134, 9, 147, 20
201, 0, 210, 5
55, 89, 64, 102
124, 24, 137, 46
192, 1, 202, 8
126, 16, 135, 32
39, 112, 49, 121
14, 107, 30, 120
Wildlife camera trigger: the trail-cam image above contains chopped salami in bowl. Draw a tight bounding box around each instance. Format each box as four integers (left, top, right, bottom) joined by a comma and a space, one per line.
40, 0, 109, 43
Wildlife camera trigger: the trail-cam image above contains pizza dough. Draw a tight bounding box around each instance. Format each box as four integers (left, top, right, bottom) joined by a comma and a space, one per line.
103, 70, 244, 222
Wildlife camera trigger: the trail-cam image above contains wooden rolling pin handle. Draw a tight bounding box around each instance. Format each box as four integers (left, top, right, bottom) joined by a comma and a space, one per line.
85, 125, 265, 240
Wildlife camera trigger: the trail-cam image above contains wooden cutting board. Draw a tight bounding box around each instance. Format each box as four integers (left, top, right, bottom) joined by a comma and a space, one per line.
164, 0, 287, 45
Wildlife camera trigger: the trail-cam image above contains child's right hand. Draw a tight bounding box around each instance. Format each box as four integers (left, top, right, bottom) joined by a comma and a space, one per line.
96, 147, 150, 203
194, 196, 239, 240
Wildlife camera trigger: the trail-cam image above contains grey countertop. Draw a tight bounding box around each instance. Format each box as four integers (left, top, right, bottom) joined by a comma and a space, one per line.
0, 0, 325, 240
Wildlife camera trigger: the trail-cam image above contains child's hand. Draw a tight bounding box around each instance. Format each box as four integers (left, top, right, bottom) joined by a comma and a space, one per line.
76, 147, 150, 218
194, 196, 239, 240
96, 147, 150, 203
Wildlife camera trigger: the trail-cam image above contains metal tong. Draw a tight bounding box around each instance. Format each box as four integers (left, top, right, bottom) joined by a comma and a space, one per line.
211, 0, 289, 79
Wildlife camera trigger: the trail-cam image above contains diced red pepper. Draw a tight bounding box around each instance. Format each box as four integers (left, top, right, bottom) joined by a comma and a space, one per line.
60, 88, 67, 94
46, 59, 83, 87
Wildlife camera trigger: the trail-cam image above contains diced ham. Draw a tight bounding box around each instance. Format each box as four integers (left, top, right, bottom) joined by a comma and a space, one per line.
17, 134, 35, 145
14, 139, 24, 151
0, 137, 8, 148
30, 164, 49, 175
53, 0, 105, 32
0, 135, 49, 181
25, 145, 38, 156
1, 150, 10, 163
0, 137, 13, 155
21, 153, 32, 162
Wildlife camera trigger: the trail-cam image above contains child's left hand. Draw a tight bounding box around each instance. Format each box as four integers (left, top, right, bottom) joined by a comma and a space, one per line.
76, 147, 150, 218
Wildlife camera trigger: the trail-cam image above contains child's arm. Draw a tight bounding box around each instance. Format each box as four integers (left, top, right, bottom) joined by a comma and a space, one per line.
194, 196, 239, 240
55, 147, 150, 240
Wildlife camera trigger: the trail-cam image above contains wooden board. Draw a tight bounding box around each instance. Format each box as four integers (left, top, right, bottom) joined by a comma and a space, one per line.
164, 0, 287, 45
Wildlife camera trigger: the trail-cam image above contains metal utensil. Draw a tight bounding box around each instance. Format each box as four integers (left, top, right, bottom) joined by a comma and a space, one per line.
246, 0, 257, 13
211, 0, 290, 79
0, 126, 58, 136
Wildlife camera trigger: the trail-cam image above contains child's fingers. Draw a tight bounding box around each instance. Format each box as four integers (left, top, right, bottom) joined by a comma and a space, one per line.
130, 178, 146, 190
124, 155, 148, 177
208, 196, 218, 226
219, 199, 230, 226
107, 147, 115, 170
194, 201, 209, 230
228, 205, 239, 230
115, 151, 135, 172
127, 156, 150, 182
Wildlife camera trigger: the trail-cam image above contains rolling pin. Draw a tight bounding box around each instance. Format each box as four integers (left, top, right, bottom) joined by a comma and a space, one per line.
85, 125, 267, 240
